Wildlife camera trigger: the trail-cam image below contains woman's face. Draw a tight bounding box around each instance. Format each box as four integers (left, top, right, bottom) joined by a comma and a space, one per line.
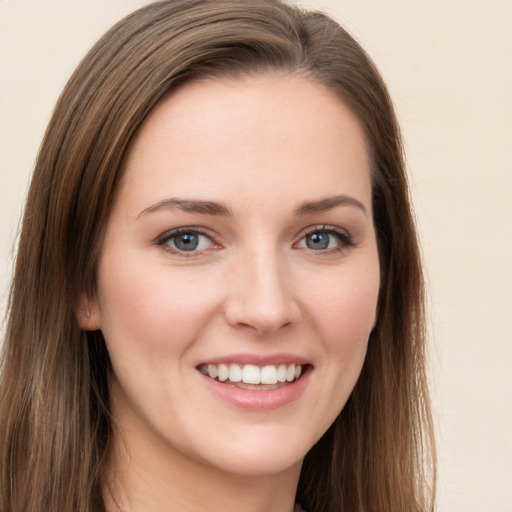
84, 75, 380, 477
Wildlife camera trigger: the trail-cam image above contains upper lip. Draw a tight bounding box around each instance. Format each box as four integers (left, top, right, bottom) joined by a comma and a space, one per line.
197, 353, 312, 367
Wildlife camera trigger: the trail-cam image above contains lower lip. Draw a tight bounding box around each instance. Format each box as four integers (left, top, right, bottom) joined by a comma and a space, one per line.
198, 367, 311, 411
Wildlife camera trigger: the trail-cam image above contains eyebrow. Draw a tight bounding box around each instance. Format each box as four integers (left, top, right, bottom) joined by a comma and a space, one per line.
138, 194, 367, 219
138, 198, 233, 218
294, 194, 367, 216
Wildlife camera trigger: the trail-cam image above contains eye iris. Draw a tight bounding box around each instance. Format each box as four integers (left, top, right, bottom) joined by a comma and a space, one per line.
306, 232, 330, 250
174, 233, 199, 251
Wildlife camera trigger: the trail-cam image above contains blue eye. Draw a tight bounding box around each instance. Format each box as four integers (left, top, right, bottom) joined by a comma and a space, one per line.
297, 227, 353, 252
305, 232, 331, 250
173, 232, 201, 251
160, 229, 215, 253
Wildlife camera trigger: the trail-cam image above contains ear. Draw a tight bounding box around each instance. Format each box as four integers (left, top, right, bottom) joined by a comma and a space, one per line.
76, 292, 102, 331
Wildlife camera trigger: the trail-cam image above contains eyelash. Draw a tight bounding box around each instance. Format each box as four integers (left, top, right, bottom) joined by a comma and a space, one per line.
295, 225, 355, 255
156, 225, 355, 257
156, 227, 219, 257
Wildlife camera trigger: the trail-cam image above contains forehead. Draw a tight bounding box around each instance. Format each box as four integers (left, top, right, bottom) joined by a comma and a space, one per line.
118, 74, 372, 214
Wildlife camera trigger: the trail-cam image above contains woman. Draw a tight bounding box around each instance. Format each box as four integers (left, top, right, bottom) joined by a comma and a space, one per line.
0, 1, 435, 511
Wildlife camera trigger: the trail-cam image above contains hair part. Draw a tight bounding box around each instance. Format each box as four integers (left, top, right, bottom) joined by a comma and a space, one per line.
1, 1, 435, 511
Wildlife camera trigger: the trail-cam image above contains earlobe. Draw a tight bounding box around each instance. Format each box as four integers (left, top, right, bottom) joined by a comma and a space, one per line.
76, 293, 101, 331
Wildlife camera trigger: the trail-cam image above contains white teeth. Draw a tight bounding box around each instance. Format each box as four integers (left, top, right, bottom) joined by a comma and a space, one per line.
217, 363, 229, 382
242, 364, 260, 384
228, 364, 242, 382
201, 363, 304, 385
207, 364, 218, 379
277, 364, 287, 383
260, 365, 278, 385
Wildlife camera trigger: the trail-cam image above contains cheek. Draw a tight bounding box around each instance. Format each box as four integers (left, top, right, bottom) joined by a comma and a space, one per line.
302, 265, 379, 346
291, 263, 379, 433
95, 256, 222, 360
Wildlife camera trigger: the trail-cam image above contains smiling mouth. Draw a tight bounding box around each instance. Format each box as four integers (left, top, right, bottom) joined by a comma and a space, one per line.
198, 363, 306, 390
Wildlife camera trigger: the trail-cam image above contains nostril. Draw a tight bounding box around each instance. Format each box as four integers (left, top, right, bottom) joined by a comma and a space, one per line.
232, 319, 293, 337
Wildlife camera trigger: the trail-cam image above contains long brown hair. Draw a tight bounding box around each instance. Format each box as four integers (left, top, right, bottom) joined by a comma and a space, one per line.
0, 1, 435, 511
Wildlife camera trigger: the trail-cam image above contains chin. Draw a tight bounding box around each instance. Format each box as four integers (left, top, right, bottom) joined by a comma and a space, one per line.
180, 421, 321, 477
203, 444, 306, 477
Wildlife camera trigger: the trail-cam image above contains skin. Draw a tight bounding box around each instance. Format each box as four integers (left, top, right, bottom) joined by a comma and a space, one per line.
80, 74, 380, 512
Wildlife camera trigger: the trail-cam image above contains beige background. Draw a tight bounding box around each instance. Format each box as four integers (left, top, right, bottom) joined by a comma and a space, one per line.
1, 1, 511, 511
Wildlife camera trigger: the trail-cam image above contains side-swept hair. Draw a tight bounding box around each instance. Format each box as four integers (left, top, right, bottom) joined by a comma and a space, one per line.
0, 1, 435, 511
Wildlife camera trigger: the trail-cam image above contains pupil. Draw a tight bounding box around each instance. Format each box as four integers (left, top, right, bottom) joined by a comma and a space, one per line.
175, 233, 198, 251
307, 232, 329, 250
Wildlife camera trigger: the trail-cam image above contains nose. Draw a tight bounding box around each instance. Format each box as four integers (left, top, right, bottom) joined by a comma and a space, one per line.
223, 246, 300, 336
